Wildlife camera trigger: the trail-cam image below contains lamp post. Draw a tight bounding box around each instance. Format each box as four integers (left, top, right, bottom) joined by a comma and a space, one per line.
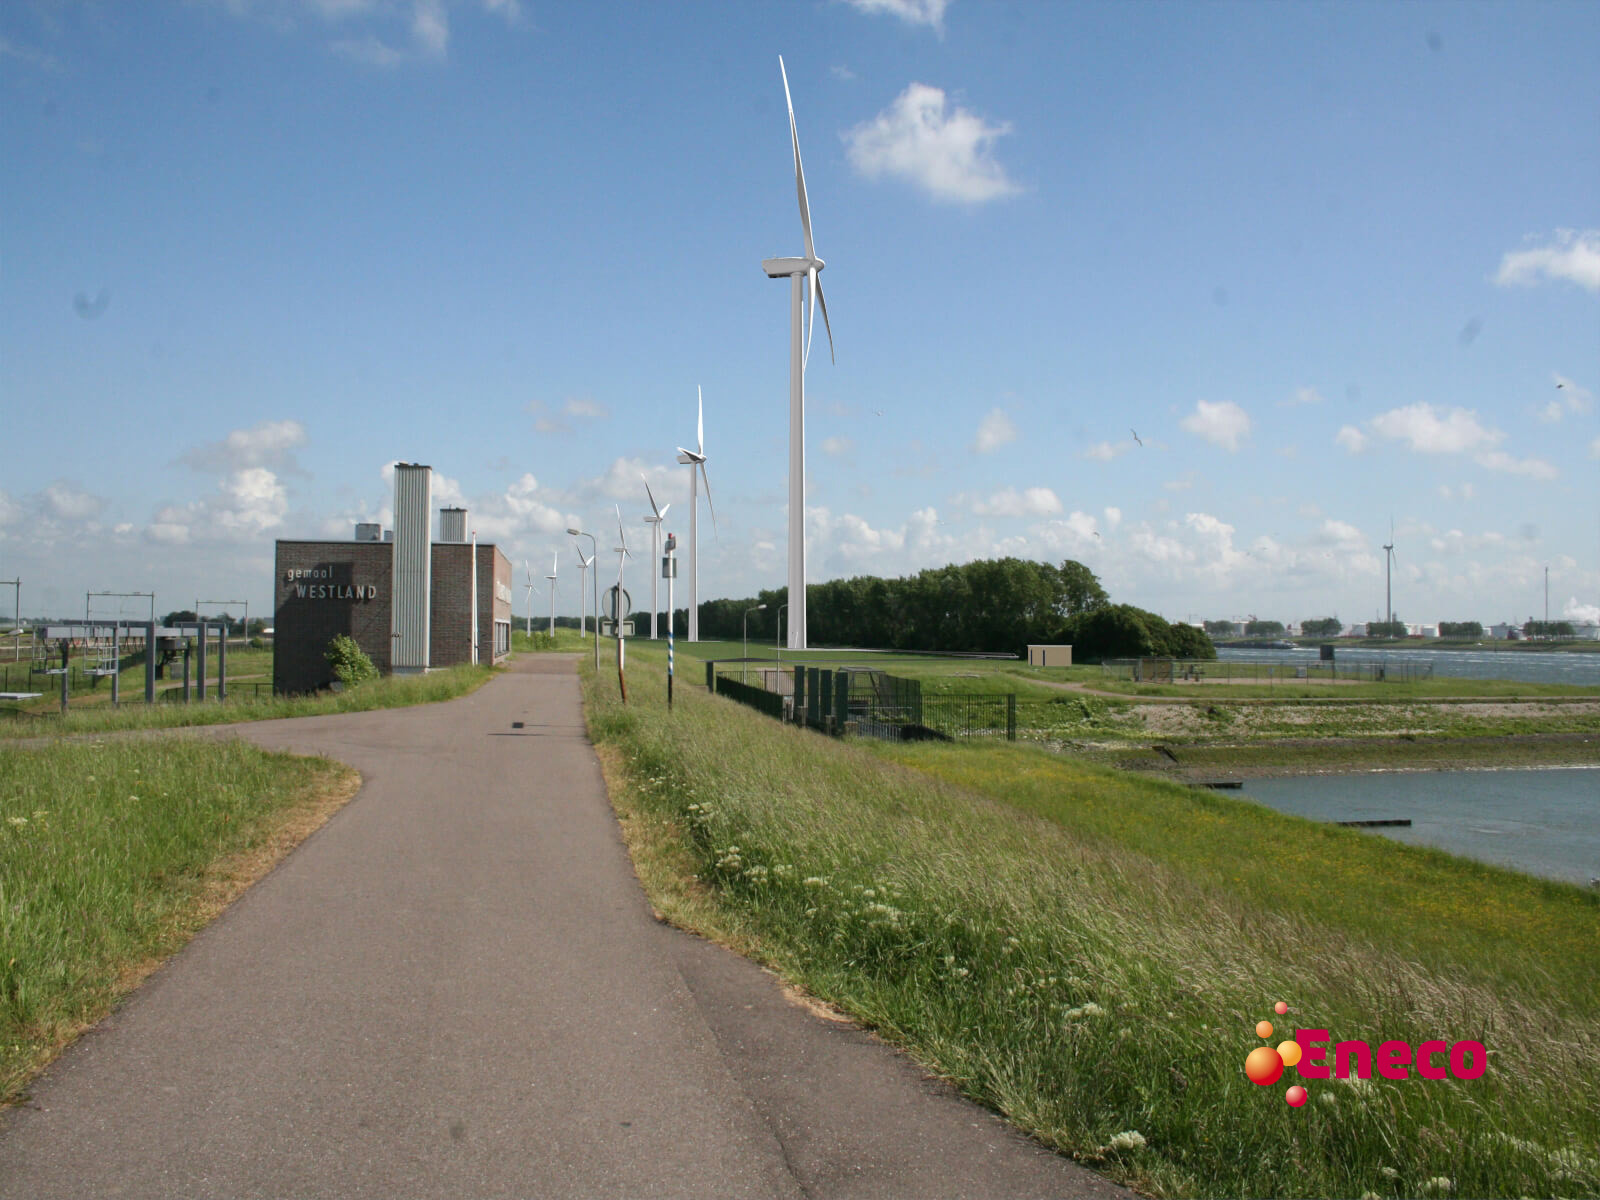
743, 604, 767, 683
568, 527, 599, 670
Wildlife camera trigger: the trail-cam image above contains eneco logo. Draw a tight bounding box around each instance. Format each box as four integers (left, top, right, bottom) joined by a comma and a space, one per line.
1245, 1001, 1488, 1108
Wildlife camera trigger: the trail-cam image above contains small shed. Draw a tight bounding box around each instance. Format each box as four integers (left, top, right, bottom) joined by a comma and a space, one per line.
1027, 644, 1072, 668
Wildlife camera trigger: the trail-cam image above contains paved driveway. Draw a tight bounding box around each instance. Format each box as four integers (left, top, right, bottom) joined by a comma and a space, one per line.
0, 656, 1125, 1199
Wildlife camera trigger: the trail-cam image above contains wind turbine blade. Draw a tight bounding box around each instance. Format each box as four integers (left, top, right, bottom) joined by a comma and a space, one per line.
658, 503, 670, 520
642, 473, 662, 519
804, 269, 815, 368
814, 272, 834, 364
700, 462, 717, 537
697, 385, 704, 455
780, 56, 815, 263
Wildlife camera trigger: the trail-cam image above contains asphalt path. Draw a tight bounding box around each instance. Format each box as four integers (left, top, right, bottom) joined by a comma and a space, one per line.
0, 655, 1126, 1199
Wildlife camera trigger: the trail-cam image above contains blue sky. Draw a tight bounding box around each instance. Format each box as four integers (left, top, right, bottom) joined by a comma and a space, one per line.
2, 0, 1596, 630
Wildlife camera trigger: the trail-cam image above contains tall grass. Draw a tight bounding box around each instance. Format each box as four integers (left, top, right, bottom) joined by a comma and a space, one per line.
0, 663, 492, 740
1, 739, 356, 1103
584, 645, 1600, 1198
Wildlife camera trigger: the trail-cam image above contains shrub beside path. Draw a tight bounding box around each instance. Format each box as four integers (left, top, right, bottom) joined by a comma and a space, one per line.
0, 655, 1123, 1199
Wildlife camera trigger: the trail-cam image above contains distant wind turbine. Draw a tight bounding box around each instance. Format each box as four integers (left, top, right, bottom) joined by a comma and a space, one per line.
676, 387, 716, 642
573, 544, 594, 639
642, 473, 671, 640
762, 56, 834, 651
1382, 521, 1397, 632
522, 560, 536, 637
546, 552, 559, 637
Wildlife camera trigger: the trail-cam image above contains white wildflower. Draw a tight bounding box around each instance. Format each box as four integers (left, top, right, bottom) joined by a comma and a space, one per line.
1379, 1167, 1399, 1180
1064, 1002, 1105, 1021
6, 816, 27, 828
1107, 1130, 1146, 1152
1421, 1177, 1453, 1195
803, 876, 829, 888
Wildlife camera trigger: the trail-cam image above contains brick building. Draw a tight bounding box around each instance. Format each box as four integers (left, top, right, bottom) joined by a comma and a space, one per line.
272, 464, 512, 694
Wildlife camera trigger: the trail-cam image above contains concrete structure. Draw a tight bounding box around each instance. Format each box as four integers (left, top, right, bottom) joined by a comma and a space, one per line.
1027, 644, 1073, 668
273, 468, 511, 693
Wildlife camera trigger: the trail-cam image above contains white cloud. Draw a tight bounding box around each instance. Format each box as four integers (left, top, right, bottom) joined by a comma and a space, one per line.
966, 486, 1062, 518
972, 407, 1016, 454
1083, 440, 1132, 462
821, 436, 854, 457
150, 467, 290, 544
1539, 400, 1565, 424
1495, 229, 1600, 292
1563, 598, 1600, 625
1103, 506, 1122, 530
844, 83, 1019, 204
1281, 386, 1324, 407
840, 0, 950, 33
182, 419, 308, 472
43, 482, 106, 522
831, 64, 856, 81
564, 396, 608, 420
1369, 403, 1499, 454
1180, 400, 1251, 451
1472, 450, 1558, 480
1335, 425, 1367, 453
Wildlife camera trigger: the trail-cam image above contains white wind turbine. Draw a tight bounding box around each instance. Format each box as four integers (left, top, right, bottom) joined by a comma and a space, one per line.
573, 544, 594, 638
522, 559, 537, 637
675, 387, 716, 642
642, 474, 671, 640
546, 552, 559, 637
762, 55, 834, 651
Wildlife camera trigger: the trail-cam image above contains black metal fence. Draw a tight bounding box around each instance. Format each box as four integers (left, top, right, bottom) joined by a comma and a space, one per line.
705, 660, 1016, 742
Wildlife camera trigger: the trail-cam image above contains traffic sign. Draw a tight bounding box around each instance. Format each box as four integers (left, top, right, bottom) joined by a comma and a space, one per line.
604, 585, 632, 622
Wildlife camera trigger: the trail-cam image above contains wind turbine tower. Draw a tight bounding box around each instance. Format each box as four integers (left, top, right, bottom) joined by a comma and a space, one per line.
522, 560, 536, 637
1382, 522, 1397, 632
642, 475, 671, 639
573, 545, 593, 638
762, 56, 834, 651
676, 387, 715, 642
546, 552, 558, 637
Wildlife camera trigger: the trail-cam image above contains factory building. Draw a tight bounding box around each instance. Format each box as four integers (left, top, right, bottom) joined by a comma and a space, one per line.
272, 463, 512, 694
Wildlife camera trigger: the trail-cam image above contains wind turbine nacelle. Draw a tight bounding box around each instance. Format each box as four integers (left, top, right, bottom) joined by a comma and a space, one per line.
763, 256, 823, 278
676, 452, 701, 465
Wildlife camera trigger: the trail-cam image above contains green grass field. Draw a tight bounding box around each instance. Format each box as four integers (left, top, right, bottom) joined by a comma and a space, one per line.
1, 738, 357, 1105
0, 662, 493, 739
585, 639, 1600, 1199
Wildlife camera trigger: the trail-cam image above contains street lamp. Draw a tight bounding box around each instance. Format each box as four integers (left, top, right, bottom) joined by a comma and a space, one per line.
743, 604, 767, 683
568, 527, 600, 669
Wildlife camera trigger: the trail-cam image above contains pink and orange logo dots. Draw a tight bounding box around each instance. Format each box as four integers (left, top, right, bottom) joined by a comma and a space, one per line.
1245, 1000, 1309, 1107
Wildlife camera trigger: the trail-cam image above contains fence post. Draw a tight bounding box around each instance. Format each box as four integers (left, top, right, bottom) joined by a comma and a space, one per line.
818, 669, 833, 732
706, 661, 716, 693
793, 663, 806, 723
834, 670, 848, 733
1006, 692, 1017, 741
806, 667, 821, 728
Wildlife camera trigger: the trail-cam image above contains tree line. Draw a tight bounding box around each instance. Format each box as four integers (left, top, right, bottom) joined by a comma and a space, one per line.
627, 557, 1216, 662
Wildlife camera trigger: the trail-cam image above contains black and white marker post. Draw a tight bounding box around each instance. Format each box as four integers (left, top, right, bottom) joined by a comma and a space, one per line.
664, 532, 677, 709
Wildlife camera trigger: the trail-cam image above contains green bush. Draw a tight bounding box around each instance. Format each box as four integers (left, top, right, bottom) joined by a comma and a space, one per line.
325, 635, 377, 687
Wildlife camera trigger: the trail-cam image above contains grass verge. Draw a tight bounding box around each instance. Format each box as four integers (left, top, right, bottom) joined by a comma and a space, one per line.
0, 663, 493, 740
1, 738, 358, 1105
583, 640, 1600, 1199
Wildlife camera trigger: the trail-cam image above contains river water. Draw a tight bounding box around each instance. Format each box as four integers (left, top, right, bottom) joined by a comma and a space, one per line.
1239, 768, 1600, 886
1216, 646, 1600, 686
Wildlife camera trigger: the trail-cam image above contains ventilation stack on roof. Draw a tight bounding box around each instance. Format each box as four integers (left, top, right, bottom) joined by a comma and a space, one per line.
440, 507, 468, 543
391, 463, 432, 674
355, 522, 382, 542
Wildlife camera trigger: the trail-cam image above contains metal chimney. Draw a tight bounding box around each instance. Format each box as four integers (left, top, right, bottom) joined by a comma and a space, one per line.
391, 464, 432, 673
440, 507, 468, 543
355, 522, 382, 542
